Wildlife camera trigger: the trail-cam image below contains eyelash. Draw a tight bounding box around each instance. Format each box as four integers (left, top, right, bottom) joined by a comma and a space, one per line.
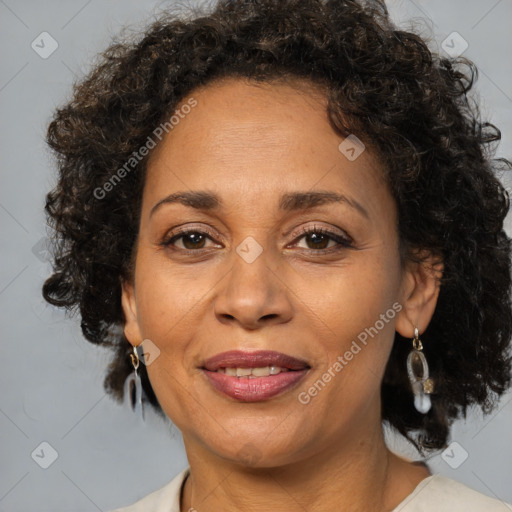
161, 224, 354, 255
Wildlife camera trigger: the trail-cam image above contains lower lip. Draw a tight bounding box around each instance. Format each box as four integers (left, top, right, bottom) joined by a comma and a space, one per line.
202, 369, 309, 402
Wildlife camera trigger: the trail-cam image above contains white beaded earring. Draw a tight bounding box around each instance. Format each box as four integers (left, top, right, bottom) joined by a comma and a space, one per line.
406, 327, 434, 414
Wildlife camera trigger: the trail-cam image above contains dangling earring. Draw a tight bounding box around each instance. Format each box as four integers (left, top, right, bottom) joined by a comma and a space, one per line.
406, 327, 434, 414
124, 344, 145, 422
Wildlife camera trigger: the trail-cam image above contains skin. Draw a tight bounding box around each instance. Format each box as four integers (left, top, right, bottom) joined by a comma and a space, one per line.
121, 76, 442, 512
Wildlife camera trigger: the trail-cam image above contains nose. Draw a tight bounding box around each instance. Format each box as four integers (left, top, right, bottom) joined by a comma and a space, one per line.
213, 247, 294, 330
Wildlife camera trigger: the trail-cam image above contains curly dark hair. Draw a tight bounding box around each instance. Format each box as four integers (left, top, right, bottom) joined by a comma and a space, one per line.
42, 0, 512, 454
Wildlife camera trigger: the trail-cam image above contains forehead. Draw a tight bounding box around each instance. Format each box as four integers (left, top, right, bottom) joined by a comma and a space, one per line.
143, 77, 387, 216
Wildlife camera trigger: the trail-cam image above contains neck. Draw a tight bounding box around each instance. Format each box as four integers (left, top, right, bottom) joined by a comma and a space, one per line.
180, 418, 423, 512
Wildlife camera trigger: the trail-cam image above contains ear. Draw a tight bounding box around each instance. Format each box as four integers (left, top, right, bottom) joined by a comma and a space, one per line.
395, 252, 443, 338
121, 278, 143, 347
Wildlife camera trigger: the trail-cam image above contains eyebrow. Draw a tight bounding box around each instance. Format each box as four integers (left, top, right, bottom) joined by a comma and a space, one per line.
149, 190, 369, 219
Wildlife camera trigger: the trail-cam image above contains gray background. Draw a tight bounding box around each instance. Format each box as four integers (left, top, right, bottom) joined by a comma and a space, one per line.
1, 0, 511, 510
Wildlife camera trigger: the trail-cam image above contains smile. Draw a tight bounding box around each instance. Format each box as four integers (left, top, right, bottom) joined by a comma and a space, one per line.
214, 366, 290, 377
201, 350, 310, 401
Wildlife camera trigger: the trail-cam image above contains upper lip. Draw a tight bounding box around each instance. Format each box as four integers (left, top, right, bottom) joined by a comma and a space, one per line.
202, 350, 310, 371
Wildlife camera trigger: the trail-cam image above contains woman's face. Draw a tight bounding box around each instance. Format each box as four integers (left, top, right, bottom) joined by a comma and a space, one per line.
122, 77, 426, 466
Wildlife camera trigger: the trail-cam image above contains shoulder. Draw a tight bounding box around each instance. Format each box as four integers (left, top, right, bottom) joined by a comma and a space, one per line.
393, 474, 512, 512
106, 468, 511, 512
108, 467, 190, 512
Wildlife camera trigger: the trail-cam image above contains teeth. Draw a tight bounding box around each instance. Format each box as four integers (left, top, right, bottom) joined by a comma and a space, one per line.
216, 366, 289, 377
252, 366, 271, 377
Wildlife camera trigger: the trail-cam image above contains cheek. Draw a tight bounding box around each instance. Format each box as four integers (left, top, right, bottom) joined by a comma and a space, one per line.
133, 252, 214, 341
305, 252, 401, 391
298, 253, 400, 341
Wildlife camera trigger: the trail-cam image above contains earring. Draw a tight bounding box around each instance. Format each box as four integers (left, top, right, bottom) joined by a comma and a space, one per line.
124, 344, 145, 422
406, 327, 434, 414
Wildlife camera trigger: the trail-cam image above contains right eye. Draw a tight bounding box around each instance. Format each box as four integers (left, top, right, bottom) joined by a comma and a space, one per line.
162, 229, 220, 252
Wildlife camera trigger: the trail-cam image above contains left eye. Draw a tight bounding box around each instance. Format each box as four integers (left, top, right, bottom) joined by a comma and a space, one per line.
291, 227, 353, 251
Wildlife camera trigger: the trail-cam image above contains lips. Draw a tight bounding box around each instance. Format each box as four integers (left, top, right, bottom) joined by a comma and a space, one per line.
201, 350, 310, 402
202, 350, 310, 371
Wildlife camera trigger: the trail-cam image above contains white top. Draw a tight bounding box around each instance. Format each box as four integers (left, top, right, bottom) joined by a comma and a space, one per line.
109, 467, 511, 512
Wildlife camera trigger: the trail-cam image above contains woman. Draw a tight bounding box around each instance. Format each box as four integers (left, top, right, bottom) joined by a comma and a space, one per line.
42, 0, 512, 510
